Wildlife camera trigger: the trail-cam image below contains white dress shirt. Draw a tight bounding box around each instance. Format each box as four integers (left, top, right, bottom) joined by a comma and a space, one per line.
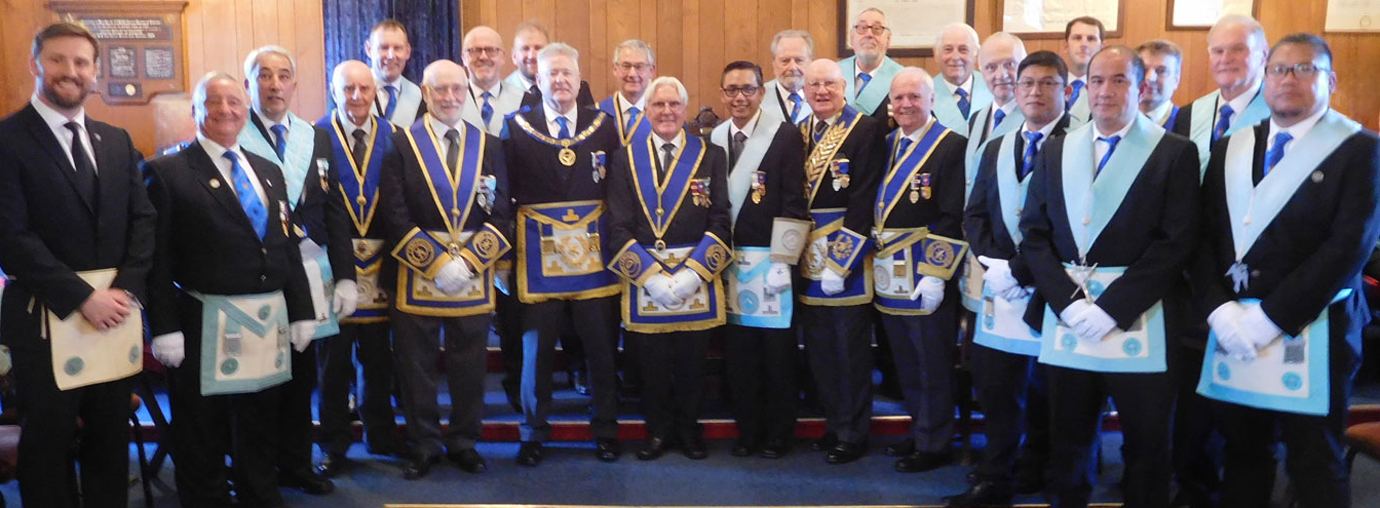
198, 134, 267, 206
1217, 79, 1262, 130
377, 76, 403, 113
31, 94, 97, 173
1093, 119, 1136, 171
543, 102, 578, 138
337, 111, 374, 152
1143, 100, 1176, 127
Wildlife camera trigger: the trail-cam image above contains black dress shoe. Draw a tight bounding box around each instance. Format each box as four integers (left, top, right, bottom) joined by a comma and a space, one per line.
636, 436, 672, 461
402, 455, 439, 480
516, 441, 544, 467
760, 438, 790, 459
279, 469, 335, 495
573, 369, 591, 395
366, 443, 401, 457
895, 450, 951, 473
730, 439, 757, 457
885, 438, 916, 457
811, 432, 838, 452
447, 448, 487, 473
682, 438, 708, 460
942, 480, 1015, 507
315, 453, 350, 478
825, 441, 866, 464
595, 438, 622, 462
1014, 466, 1046, 494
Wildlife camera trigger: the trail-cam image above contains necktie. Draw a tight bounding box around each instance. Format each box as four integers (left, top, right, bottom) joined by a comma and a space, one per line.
659, 142, 675, 182
857, 72, 872, 94
224, 151, 267, 240
351, 129, 367, 168
1068, 80, 1084, 110
625, 106, 641, 135
1213, 104, 1235, 142
1096, 135, 1121, 177
270, 124, 288, 161
1264, 132, 1293, 178
993, 109, 1007, 130
788, 92, 803, 123
955, 88, 971, 120
529, 84, 539, 96
384, 85, 399, 120
63, 121, 97, 202
731, 131, 747, 168
555, 116, 571, 140
481, 91, 494, 127
1021, 131, 1043, 179
444, 128, 461, 177
894, 137, 913, 164
813, 120, 828, 143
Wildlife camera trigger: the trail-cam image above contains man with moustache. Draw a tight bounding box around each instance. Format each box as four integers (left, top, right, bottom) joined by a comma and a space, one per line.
709, 61, 810, 459
507, 22, 595, 109
796, 59, 887, 465
1062, 16, 1105, 125
839, 8, 903, 123
461, 26, 524, 136
313, 60, 403, 478
368, 19, 427, 126
762, 30, 815, 125
601, 39, 657, 145
502, 43, 624, 466
237, 45, 349, 496
606, 76, 731, 461
932, 23, 991, 130
871, 67, 970, 474
0, 22, 155, 508
380, 59, 512, 480
1018, 46, 1199, 508
1194, 33, 1380, 508
952, 50, 1073, 507
1187, 15, 1272, 175
145, 72, 318, 508
1137, 40, 1189, 135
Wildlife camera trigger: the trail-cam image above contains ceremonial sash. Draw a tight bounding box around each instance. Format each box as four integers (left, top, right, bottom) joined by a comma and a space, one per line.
964, 106, 1024, 207
628, 132, 707, 248
995, 131, 1033, 245
841, 56, 903, 116
516, 201, 620, 303
44, 269, 142, 390
876, 122, 949, 227
1159, 105, 1180, 130
710, 116, 781, 227
803, 107, 862, 206
931, 73, 992, 136
317, 115, 394, 238
239, 113, 318, 208
621, 245, 726, 333
1068, 92, 1090, 127
599, 94, 652, 145
379, 79, 424, 126
972, 131, 1043, 353
1189, 88, 1270, 176
345, 238, 389, 323
1038, 265, 1168, 373
192, 290, 291, 395
298, 239, 339, 338
798, 208, 873, 306
1061, 115, 1166, 256
725, 247, 794, 328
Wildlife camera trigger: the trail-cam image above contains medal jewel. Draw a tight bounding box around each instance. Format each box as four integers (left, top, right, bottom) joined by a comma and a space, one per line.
558, 147, 577, 166
909, 190, 920, 203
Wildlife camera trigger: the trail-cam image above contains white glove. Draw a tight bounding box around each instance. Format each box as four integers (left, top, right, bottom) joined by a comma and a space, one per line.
151, 332, 186, 368
333, 279, 359, 317
1000, 285, 1032, 301
1208, 302, 1255, 360
434, 260, 475, 295
1060, 299, 1092, 327
764, 262, 792, 295
670, 269, 703, 300
1072, 304, 1118, 342
909, 276, 946, 313
978, 256, 1019, 295
820, 269, 846, 295
495, 269, 513, 296
290, 320, 317, 352
644, 273, 683, 308
1237, 303, 1284, 351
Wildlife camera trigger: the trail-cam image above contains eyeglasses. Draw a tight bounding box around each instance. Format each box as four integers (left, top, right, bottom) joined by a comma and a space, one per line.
805, 80, 841, 90
1265, 63, 1328, 79
721, 85, 761, 97
617, 62, 651, 73
1016, 78, 1065, 91
464, 46, 503, 57
853, 24, 888, 36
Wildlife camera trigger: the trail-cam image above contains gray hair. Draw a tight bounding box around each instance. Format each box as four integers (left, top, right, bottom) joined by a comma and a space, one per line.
857, 7, 886, 22
192, 71, 242, 118
1209, 14, 1269, 52
243, 45, 296, 80
537, 43, 580, 73
770, 29, 815, 58
935, 22, 980, 50
647, 76, 688, 104
612, 39, 655, 66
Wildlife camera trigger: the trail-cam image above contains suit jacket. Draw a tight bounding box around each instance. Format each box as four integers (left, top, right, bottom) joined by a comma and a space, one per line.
761, 79, 812, 126
708, 117, 810, 248
0, 104, 157, 349
374, 76, 428, 127
1192, 119, 1380, 354
1166, 104, 1190, 137
1017, 122, 1200, 329
876, 124, 967, 240
802, 107, 887, 242
462, 81, 526, 136
503, 105, 621, 207
244, 114, 354, 282
606, 131, 732, 255
144, 141, 314, 336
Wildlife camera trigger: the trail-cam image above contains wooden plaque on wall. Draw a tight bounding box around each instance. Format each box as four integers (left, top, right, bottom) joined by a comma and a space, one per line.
46, 1, 189, 106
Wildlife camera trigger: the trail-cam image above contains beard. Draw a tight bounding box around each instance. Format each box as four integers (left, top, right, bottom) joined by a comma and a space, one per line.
42, 77, 91, 109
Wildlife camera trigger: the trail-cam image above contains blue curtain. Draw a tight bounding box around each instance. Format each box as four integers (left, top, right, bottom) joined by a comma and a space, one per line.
321, 0, 461, 102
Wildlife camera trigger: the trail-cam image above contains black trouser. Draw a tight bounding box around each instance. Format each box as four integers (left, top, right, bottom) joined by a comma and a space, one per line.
1215, 338, 1360, 508
317, 321, 399, 455
632, 329, 712, 442
1045, 365, 1174, 508
801, 303, 874, 444
276, 341, 317, 475
1169, 338, 1222, 508
880, 296, 958, 453
520, 296, 620, 441
11, 342, 132, 508
391, 310, 489, 458
725, 323, 798, 444
970, 343, 1037, 485
495, 289, 524, 404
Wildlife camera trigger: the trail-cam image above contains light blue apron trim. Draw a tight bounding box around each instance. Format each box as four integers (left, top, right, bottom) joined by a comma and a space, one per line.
1060, 115, 1166, 256
194, 291, 291, 396
726, 247, 793, 329
973, 285, 1042, 356
963, 105, 1023, 207
307, 249, 339, 339
1037, 265, 1168, 373
1189, 88, 1271, 177
994, 130, 1029, 245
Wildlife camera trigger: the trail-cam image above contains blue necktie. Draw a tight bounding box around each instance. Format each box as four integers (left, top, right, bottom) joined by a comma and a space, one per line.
555, 116, 571, 139
384, 85, 399, 120
481, 91, 494, 127
624, 106, 640, 135
1021, 131, 1043, 179
993, 109, 1006, 130
1213, 104, 1235, 142
1067, 80, 1084, 110
269, 124, 287, 161
1096, 135, 1121, 177
955, 88, 971, 120
857, 72, 872, 94
894, 137, 913, 164
788, 92, 803, 123
1264, 132, 1293, 178
224, 151, 267, 240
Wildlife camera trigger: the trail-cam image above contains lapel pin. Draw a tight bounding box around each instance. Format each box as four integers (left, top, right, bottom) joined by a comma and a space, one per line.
92, 133, 102, 142
1311, 171, 1324, 183
210, 179, 221, 189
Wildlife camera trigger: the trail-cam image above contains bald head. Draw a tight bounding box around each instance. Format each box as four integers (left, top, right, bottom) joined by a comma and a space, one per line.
979, 32, 1027, 104
889, 68, 935, 133
422, 59, 469, 126
804, 59, 846, 118
331, 60, 376, 125
462, 26, 506, 89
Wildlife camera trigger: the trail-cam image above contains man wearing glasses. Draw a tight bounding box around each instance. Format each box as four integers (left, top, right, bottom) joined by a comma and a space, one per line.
461, 26, 524, 136
1194, 33, 1380, 508
600, 39, 657, 145
1186, 15, 1272, 175
838, 8, 902, 124
932, 23, 991, 131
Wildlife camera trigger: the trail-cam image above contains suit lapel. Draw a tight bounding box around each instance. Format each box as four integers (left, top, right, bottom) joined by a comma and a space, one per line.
188, 142, 260, 238
88, 120, 124, 213
25, 105, 95, 213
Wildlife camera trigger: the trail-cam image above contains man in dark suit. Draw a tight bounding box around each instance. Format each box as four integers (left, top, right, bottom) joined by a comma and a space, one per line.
949, 50, 1072, 507
709, 61, 809, 459
368, 19, 428, 127
606, 76, 732, 461
1194, 33, 1380, 508
145, 72, 318, 508
1137, 40, 1189, 136
796, 58, 886, 465
507, 21, 596, 110
1018, 46, 1200, 508
0, 22, 156, 508
1186, 15, 1272, 176
502, 42, 624, 466
379, 59, 513, 480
